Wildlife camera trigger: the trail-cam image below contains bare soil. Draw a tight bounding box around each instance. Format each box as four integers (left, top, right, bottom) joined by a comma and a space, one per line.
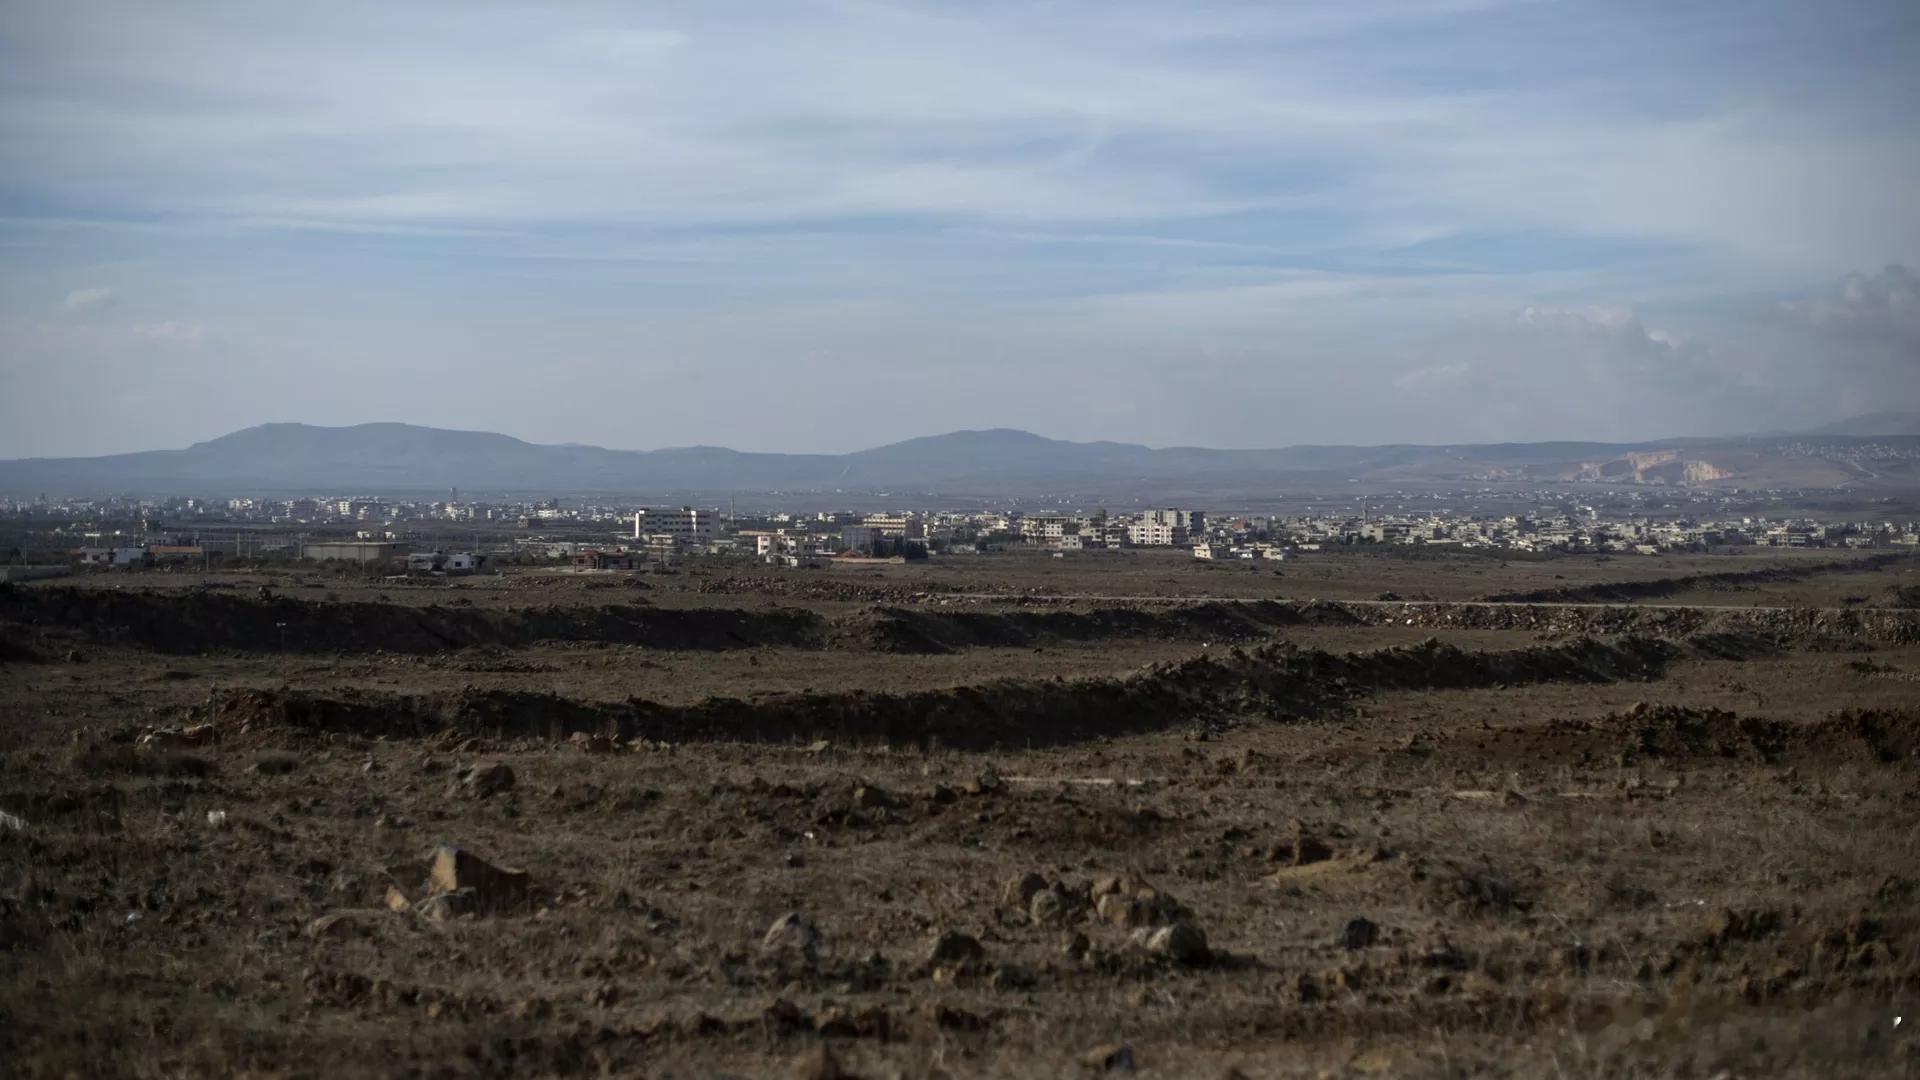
2, 551, 1917, 1077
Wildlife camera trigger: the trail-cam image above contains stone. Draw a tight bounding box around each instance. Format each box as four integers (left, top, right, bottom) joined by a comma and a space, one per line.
1096, 893, 1142, 928
569, 732, 614, 754
1080, 1043, 1135, 1072
1004, 872, 1049, 908
384, 886, 412, 913
1030, 886, 1073, 927
307, 909, 383, 939
962, 772, 1003, 796
418, 889, 478, 922
460, 763, 516, 798
762, 912, 819, 957
1146, 923, 1210, 966
851, 783, 896, 810
1340, 917, 1379, 951
925, 929, 986, 969
1089, 876, 1185, 927
427, 845, 530, 914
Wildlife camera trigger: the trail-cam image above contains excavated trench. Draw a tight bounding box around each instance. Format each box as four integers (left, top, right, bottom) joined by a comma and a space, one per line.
6, 585, 1918, 661
0, 586, 827, 655
178, 636, 1692, 750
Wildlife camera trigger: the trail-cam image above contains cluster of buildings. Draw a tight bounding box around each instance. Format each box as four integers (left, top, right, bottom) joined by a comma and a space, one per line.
8, 489, 1920, 573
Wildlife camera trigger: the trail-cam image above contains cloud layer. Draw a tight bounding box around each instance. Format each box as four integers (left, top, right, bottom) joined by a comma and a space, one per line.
0, 2, 1916, 456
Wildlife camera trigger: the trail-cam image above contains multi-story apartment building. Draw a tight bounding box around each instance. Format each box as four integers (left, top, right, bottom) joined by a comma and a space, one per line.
633, 507, 717, 544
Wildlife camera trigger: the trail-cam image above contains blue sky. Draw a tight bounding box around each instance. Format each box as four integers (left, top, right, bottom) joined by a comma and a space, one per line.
2, 0, 1916, 456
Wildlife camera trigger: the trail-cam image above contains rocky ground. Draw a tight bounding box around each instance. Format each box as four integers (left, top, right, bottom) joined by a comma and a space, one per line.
2, 550, 1917, 1077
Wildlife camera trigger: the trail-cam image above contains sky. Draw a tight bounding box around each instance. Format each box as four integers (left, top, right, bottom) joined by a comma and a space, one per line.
1, 0, 1917, 458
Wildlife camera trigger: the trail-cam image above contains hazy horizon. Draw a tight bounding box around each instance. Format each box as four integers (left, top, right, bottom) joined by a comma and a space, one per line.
4, 1, 1918, 458
10, 412, 1920, 466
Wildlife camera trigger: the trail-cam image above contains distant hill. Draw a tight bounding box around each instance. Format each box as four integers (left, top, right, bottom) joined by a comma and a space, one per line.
1, 420, 1918, 497
1803, 412, 1920, 437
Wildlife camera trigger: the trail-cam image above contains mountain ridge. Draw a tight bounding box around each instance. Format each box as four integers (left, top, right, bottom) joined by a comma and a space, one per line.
2, 415, 1917, 497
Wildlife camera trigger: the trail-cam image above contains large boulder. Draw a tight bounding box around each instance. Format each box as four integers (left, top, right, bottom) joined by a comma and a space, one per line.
426, 845, 530, 915
455, 763, 516, 799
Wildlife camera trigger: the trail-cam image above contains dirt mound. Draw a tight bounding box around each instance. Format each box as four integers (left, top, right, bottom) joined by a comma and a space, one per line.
0, 586, 826, 655
1419, 705, 1920, 768
695, 575, 972, 603
1881, 584, 1920, 609
1479, 551, 1917, 605
1375, 600, 1920, 646
12, 582, 1913, 660
829, 600, 1358, 654
183, 636, 1683, 750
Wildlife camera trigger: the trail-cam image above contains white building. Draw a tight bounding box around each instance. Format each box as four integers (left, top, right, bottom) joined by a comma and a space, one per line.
861, 513, 924, 539
1129, 508, 1204, 546
633, 507, 717, 544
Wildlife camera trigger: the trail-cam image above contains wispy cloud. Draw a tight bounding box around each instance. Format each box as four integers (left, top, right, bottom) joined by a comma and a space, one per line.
0, 1, 1914, 455
61, 287, 113, 313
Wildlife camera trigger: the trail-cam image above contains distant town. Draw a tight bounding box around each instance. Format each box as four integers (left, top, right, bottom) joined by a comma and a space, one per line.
4, 486, 1918, 579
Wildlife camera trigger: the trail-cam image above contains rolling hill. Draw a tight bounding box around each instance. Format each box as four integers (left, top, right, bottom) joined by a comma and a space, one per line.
1, 418, 1917, 497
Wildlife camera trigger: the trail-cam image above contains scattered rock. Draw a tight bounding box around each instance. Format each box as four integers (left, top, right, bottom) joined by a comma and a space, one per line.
762, 912, 820, 958
458, 763, 516, 798
1340, 917, 1379, 950
307, 909, 383, 939
811, 1003, 893, 1039
962, 773, 1003, 796
568, 732, 614, 754
925, 929, 986, 970
1004, 871, 1048, 908
1081, 1043, 1135, 1072
1091, 878, 1186, 929
427, 845, 530, 914
1145, 923, 1211, 966
1095, 893, 1137, 927
1029, 885, 1075, 927
418, 889, 478, 922
851, 783, 897, 810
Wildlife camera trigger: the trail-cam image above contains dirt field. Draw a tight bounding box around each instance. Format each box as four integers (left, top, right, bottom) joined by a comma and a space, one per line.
3, 549, 1917, 1077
